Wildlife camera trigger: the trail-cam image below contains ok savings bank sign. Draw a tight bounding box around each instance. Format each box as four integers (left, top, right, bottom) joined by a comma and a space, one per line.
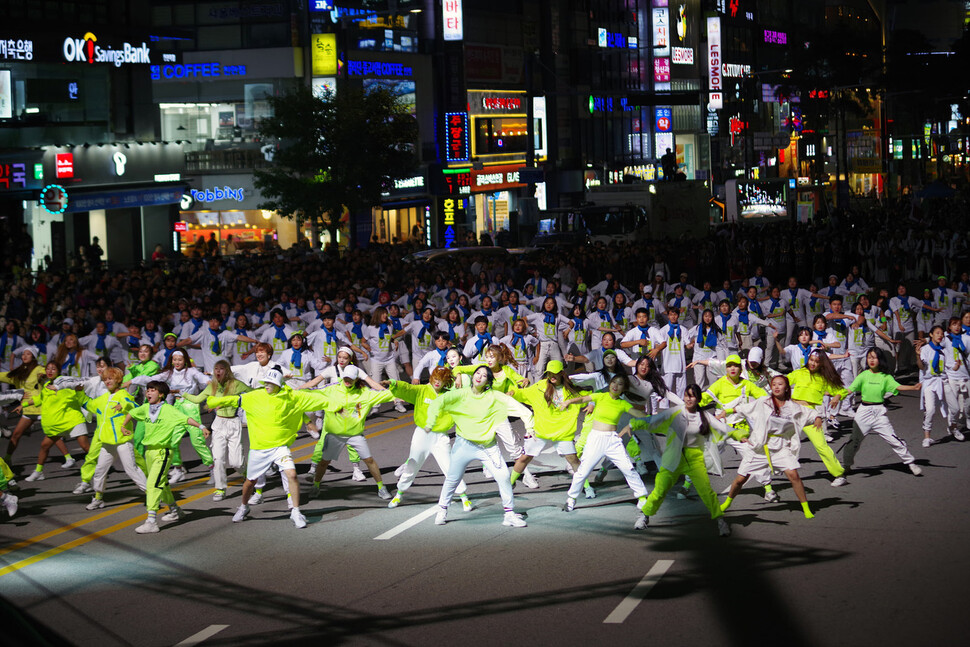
62, 32, 151, 67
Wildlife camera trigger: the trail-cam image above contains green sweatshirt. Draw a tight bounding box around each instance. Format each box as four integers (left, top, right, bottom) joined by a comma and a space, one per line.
208, 385, 328, 450
387, 380, 453, 432
316, 385, 395, 436
81, 390, 137, 445
426, 387, 534, 443
788, 367, 847, 406
848, 370, 899, 403
129, 402, 190, 448
0, 366, 46, 415
183, 378, 251, 417
512, 380, 589, 441
36, 385, 86, 437
453, 364, 524, 393
701, 376, 767, 413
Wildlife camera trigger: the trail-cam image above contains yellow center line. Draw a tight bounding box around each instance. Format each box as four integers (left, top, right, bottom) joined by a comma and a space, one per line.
0, 414, 413, 575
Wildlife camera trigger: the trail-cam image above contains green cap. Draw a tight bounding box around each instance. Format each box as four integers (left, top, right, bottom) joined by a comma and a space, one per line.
544, 360, 564, 375
725, 354, 742, 366
164, 332, 178, 339
577, 283, 587, 292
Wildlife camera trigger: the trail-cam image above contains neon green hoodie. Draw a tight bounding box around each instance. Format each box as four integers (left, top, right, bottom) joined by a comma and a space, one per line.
208, 385, 328, 450
511, 380, 589, 441
387, 380, 453, 433
36, 385, 87, 437
316, 384, 395, 437
82, 390, 137, 445
129, 402, 190, 448
426, 387, 534, 443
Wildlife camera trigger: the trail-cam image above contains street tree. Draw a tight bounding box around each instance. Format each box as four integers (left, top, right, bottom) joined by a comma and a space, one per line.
254, 84, 418, 250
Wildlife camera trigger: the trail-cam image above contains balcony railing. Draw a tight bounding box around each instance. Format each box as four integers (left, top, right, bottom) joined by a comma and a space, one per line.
185, 149, 270, 173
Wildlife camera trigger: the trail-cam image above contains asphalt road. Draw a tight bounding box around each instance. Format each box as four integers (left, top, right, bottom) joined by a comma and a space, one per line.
1, 391, 968, 647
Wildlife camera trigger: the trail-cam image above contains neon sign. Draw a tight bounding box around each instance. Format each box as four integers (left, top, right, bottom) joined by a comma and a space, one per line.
445, 112, 470, 162
40, 184, 68, 214
150, 63, 247, 80
62, 32, 151, 66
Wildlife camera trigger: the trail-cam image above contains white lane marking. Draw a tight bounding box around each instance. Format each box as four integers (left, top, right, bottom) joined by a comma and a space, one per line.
603, 560, 674, 624
175, 624, 230, 646
374, 505, 440, 541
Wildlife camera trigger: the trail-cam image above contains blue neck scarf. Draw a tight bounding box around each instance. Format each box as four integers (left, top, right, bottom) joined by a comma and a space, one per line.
127, 335, 140, 350
209, 328, 222, 354
62, 350, 77, 373
273, 324, 288, 343
572, 316, 585, 332
596, 308, 612, 324
899, 296, 911, 311
749, 300, 763, 316
543, 312, 557, 325
190, 317, 204, 334
814, 329, 826, 340
418, 319, 433, 341
291, 346, 303, 370
509, 304, 519, 318
322, 327, 338, 346
697, 325, 717, 349
963, 325, 970, 336
769, 297, 781, 312
389, 316, 403, 332
737, 310, 749, 325
789, 288, 799, 303
343, 312, 354, 323
446, 322, 458, 340
667, 323, 681, 339
235, 327, 248, 336
434, 347, 448, 366
928, 340, 945, 374
378, 322, 390, 339
145, 330, 157, 345
637, 325, 651, 340
799, 343, 812, 365
948, 333, 966, 354
939, 286, 948, 301
511, 332, 525, 350
0, 333, 17, 358
718, 313, 731, 330
350, 321, 364, 339
755, 277, 765, 287
457, 305, 470, 320
162, 347, 175, 367
702, 290, 712, 304
96, 333, 107, 351
475, 333, 492, 356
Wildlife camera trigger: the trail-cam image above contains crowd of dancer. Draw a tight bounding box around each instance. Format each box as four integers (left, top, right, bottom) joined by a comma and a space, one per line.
2, 212, 970, 536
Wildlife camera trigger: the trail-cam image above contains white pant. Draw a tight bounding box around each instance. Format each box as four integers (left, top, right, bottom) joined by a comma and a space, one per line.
922, 383, 947, 432
368, 357, 402, 382
438, 436, 513, 510
397, 426, 466, 494
567, 430, 647, 499
493, 420, 524, 460
725, 438, 771, 485
533, 340, 564, 377
321, 433, 372, 461
662, 372, 686, 402
944, 379, 970, 430
844, 404, 915, 467
211, 416, 244, 491
92, 443, 147, 493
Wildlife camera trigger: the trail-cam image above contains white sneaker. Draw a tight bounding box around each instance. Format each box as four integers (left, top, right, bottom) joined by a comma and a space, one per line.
72, 481, 93, 495
566, 463, 574, 475
0, 426, 11, 438
824, 433, 835, 443
232, 505, 249, 522
290, 509, 307, 529
394, 463, 406, 477
304, 463, 318, 482
377, 486, 392, 500
6, 479, 17, 490
460, 495, 473, 512
394, 401, 406, 413
481, 462, 493, 480
633, 515, 649, 530
169, 466, 187, 484
86, 497, 105, 510
564, 497, 576, 512
248, 491, 263, 505
764, 490, 780, 503
61, 457, 76, 469
522, 470, 539, 489
135, 521, 160, 534
831, 476, 847, 487
2, 494, 17, 517
583, 484, 596, 499
306, 425, 320, 440
352, 465, 366, 482
717, 518, 731, 537
434, 507, 448, 525
908, 463, 923, 476
25, 470, 44, 482
213, 490, 225, 502
922, 437, 935, 448
205, 471, 214, 485
950, 429, 965, 442
388, 492, 402, 508
161, 507, 184, 522
502, 511, 527, 528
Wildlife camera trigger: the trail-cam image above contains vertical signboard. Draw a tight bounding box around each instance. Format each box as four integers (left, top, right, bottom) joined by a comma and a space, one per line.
443, 0, 464, 41
707, 17, 722, 110
311, 33, 337, 76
